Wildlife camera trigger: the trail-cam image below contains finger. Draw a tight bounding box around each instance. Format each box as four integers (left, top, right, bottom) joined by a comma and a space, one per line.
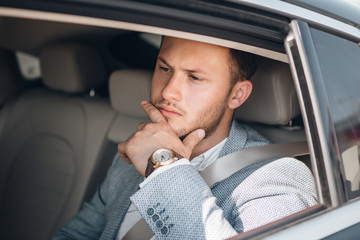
118, 142, 131, 164
120, 153, 131, 164
182, 129, 205, 153
137, 122, 147, 131
141, 101, 166, 123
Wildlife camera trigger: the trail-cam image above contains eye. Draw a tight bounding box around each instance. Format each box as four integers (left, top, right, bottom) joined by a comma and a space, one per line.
159, 66, 171, 73
189, 75, 200, 81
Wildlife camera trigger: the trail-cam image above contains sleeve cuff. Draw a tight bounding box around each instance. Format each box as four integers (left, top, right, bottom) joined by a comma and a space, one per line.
139, 158, 190, 188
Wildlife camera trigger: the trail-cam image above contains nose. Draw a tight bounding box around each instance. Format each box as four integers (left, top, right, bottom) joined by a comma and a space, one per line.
161, 73, 182, 102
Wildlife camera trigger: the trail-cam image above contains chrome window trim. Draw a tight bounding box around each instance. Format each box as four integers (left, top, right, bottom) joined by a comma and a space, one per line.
284, 31, 324, 205
234, 0, 360, 41
263, 199, 360, 239
0, 6, 288, 62
285, 20, 342, 207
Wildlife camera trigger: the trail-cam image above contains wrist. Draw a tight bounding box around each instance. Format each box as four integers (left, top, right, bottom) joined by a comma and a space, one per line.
145, 158, 155, 177
145, 148, 179, 178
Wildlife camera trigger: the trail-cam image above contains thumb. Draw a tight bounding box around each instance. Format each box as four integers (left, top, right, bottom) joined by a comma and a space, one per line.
182, 129, 205, 153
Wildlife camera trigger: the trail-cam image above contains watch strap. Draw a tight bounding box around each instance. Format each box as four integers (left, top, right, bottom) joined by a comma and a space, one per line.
145, 158, 155, 178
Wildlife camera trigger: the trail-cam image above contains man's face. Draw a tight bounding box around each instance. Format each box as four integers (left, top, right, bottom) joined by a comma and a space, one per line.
150, 37, 233, 138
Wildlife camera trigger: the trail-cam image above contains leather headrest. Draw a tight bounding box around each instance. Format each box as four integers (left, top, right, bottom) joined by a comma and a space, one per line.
40, 43, 105, 93
236, 58, 300, 125
109, 69, 152, 117
0, 48, 22, 105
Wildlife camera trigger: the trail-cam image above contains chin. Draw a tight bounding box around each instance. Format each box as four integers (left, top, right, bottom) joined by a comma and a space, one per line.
170, 125, 189, 138
166, 119, 194, 138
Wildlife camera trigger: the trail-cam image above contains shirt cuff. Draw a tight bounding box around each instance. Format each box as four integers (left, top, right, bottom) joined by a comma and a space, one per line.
139, 158, 190, 188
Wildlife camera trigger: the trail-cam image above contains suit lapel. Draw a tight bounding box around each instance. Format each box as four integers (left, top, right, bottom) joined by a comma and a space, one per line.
219, 119, 270, 158
218, 119, 247, 158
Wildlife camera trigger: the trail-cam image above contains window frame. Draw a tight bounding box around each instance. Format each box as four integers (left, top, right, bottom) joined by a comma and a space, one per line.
285, 19, 360, 207
0, 0, 289, 62
285, 20, 343, 207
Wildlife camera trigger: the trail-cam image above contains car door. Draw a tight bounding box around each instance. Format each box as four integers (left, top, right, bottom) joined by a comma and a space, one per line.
276, 19, 360, 239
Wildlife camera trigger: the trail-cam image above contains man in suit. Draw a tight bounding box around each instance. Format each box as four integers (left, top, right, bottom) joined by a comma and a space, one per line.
54, 37, 317, 239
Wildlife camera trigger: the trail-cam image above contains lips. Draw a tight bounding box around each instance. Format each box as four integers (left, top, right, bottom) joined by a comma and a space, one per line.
157, 105, 182, 118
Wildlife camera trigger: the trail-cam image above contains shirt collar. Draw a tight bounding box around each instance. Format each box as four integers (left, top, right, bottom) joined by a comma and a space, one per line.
190, 138, 227, 172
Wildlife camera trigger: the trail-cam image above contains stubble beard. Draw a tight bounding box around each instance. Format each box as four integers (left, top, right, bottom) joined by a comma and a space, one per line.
151, 96, 228, 140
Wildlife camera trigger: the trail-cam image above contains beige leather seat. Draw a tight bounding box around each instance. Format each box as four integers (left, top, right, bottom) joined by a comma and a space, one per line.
107, 69, 152, 143
236, 58, 305, 143
0, 43, 116, 240
236, 58, 310, 169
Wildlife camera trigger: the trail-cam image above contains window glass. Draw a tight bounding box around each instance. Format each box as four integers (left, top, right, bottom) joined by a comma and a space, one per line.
310, 28, 360, 199
15, 51, 41, 80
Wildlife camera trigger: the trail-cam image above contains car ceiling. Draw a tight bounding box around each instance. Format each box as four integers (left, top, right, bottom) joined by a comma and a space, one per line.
0, 16, 125, 55
0, 16, 162, 71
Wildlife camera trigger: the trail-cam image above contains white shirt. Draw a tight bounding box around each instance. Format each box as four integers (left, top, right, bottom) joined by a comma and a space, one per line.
117, 138, 227, 239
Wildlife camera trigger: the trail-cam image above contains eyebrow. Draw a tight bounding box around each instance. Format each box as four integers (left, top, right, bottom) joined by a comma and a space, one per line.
158, 56, 208, 75
158, 57, 171, 68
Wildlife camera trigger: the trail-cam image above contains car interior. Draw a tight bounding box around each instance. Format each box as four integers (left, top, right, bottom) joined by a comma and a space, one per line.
0, 17, 310, 240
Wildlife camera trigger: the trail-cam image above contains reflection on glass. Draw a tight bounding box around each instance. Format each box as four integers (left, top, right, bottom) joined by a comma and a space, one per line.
310, 28, 360, 200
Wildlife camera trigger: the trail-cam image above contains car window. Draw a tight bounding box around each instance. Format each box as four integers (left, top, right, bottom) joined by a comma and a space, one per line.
309, 28, 360, 200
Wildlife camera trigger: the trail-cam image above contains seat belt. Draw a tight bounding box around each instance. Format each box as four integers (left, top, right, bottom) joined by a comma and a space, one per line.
122, 141, 309, 240
201, 141, 309, 186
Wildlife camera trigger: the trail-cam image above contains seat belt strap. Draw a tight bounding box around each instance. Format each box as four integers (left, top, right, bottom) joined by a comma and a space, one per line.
202, 141, 309, 186
122, 141, 309, 240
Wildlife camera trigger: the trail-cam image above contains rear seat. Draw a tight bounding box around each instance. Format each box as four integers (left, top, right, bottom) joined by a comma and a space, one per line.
107, 69, 152, 143
0, 43, 117, 240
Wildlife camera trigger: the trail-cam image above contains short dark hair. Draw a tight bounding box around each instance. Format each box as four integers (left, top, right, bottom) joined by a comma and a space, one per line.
160, 36, 259, 85
228, 49, 259, 86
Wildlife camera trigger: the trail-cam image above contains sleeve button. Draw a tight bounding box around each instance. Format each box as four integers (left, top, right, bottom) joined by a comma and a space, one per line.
160, 226, 170, 236
147, 207, 155, 216
155, 219, 164, 229
152, 213, 160, 222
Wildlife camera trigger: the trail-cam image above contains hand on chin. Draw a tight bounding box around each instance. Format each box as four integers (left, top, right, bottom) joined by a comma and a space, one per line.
117, 100, 205, 176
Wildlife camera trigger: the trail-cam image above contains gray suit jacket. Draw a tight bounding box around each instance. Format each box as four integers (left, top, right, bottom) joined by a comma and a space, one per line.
54, 120, 317, 240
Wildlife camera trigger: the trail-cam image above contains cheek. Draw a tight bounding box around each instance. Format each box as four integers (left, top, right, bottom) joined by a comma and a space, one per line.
184, 91, 213, 114
188, 84, 224, 104
188, 88, 230, 118
151, 72, 165, 99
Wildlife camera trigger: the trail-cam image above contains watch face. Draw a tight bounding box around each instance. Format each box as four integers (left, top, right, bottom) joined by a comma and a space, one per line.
152, 149, 173, 163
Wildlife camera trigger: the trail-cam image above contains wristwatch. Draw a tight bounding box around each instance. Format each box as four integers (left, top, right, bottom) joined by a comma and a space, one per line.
145, 148, 178, 177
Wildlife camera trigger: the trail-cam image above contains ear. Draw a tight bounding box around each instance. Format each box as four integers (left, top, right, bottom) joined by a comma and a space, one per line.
228, 80, 252, 109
